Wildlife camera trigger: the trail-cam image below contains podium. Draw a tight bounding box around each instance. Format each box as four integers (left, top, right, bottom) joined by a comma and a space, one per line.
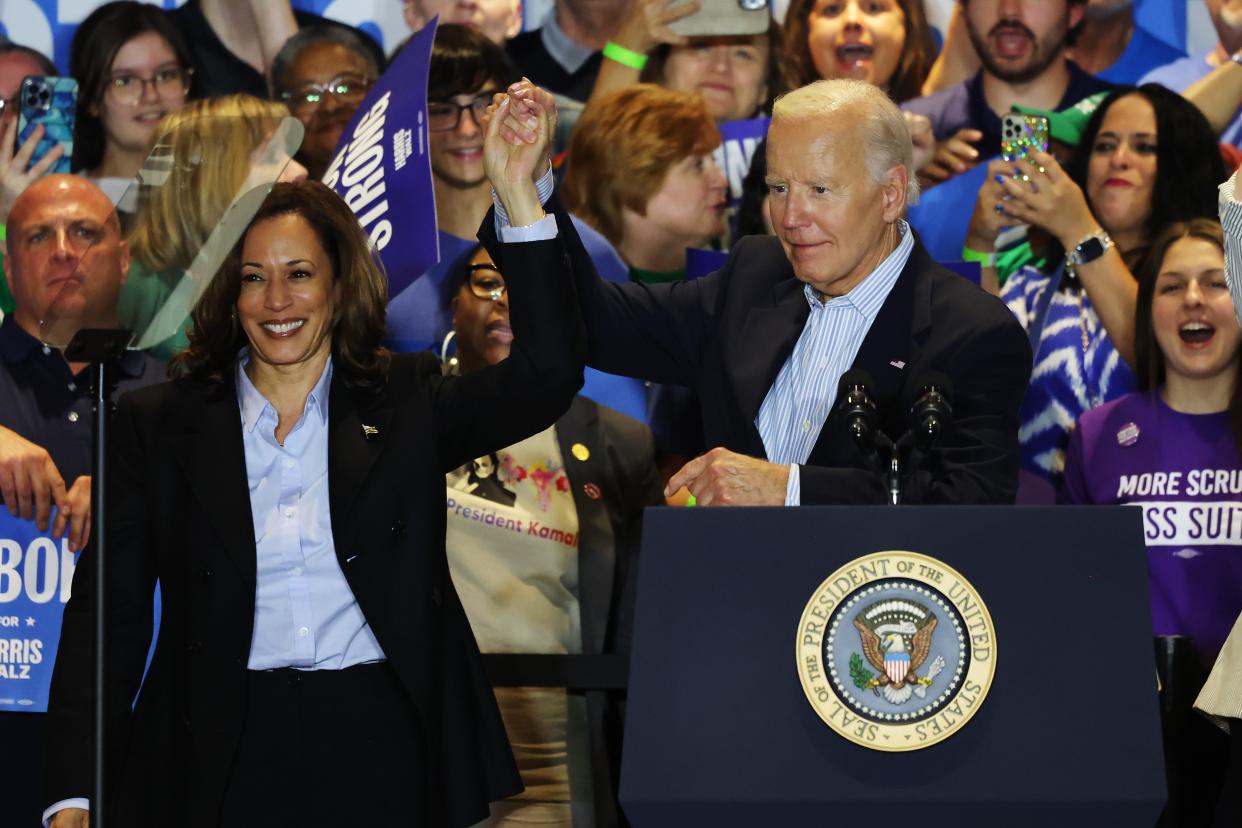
619, 506, 1166, 826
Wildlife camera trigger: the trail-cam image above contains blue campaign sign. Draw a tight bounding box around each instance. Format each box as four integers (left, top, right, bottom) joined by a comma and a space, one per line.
324, 18, 439, 298
713, 117, 769, 205
686, 247, 728, 281
0, 512, 76, 712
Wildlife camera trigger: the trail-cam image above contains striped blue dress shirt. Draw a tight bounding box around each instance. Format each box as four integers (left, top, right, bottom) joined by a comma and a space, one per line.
757, 222, 913, 505
237, 354, 386, 670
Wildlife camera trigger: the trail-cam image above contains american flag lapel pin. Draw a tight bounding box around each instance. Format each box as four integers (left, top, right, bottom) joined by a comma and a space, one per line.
361, 424, 379, 440
889, 360, 906, 370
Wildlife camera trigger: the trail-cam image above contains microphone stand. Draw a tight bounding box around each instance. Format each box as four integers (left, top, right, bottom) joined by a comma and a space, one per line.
886, 446, 902, 506
64, 327, 132, 828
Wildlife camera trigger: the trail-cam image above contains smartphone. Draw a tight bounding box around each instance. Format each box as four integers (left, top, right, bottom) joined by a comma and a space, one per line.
17, 76, 77, 175
668, 0, 770, 38
1000, 113, 1049, 163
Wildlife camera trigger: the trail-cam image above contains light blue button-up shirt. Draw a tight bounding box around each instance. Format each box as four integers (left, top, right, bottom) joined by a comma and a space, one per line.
756, 222, 913, 505
237, 354, 386, 670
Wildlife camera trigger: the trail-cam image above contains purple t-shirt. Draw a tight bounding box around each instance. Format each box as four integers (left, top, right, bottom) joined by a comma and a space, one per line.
1061, 391, 1242, 662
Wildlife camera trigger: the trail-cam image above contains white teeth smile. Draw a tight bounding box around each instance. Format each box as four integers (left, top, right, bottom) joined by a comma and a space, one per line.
1181, 322, 1211, 331
262, 320, 304, 334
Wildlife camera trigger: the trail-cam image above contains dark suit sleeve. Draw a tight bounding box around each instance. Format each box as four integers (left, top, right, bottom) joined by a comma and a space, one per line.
799, 310, 1032, 505
427, 228, 585, 472
477, 199, 725, 387
595, 405, 664, 657
44, 392, 159, 806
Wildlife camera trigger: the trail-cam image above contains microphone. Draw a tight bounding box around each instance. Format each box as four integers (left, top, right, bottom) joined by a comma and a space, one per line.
836, 369, 879, 454
908, 373, 953, 452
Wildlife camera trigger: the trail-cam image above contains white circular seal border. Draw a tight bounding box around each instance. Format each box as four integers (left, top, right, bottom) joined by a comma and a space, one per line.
795, 550, 997, 752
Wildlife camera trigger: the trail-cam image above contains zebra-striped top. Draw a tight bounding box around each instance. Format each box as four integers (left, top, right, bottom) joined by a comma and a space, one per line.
1001, 264, 1136, 496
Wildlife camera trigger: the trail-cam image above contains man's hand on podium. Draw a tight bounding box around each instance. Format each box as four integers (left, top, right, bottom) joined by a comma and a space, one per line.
665, 447, 789, 507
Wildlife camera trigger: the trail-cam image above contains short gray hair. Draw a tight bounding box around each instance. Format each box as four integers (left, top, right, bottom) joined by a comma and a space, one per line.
269, 25, 382, 98
772, 79, 920, 207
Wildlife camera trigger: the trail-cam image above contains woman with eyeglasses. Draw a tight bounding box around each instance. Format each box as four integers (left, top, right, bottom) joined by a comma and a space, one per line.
69, 1, 194, 206
270, 26, 381, 182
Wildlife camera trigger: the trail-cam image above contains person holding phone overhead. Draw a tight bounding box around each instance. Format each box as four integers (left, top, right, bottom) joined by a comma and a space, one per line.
970, 85, 1226, 502
0, 44, 61, 316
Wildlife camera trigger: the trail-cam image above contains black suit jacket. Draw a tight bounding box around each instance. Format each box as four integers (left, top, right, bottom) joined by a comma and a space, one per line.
553, 397, 661, 828
44, 239, 585, 827
482, 205, 1031, 504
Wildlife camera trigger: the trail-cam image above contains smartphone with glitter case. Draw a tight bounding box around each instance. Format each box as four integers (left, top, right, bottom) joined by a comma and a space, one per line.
17, 76, 77, 175
1000, 113, 1049, 163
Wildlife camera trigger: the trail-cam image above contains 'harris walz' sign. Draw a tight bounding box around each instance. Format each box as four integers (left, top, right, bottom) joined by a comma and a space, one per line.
325, 18, 440, 297
0, 514, 75, 711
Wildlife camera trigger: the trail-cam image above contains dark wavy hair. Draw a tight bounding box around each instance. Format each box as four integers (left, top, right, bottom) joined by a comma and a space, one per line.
1057, 84, 1226, 267
428, 23, 518, 102
1133, 219, 1242, 454
781, 0, 934, 103
172, 181, 391, 391
69, 1, 194, 173
640, 22, 789, 117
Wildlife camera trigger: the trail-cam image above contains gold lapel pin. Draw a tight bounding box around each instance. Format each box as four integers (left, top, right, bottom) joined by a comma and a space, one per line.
571, 443, 590, 461
362, 424, 379, 440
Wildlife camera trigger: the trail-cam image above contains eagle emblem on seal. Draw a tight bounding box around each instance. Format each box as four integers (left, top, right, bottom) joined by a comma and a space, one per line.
851, 599, 947, 705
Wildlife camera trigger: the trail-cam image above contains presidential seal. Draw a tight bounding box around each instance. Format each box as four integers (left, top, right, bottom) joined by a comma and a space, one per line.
795, 551, 996, 752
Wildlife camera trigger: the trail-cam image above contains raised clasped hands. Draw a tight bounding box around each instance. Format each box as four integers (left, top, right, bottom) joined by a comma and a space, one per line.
665, 447, 790, 507
483, 79, 557, 226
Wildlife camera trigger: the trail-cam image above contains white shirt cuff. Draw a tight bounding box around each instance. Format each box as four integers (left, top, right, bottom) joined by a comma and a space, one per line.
492, 163, 555, 234
44, 798, 89, 827
499, 214, 559, 243
784, 464, 801, 506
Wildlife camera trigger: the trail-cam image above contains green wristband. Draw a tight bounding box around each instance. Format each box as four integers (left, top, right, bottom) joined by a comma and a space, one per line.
602, 41, 648, 71
960, 245, 996, 267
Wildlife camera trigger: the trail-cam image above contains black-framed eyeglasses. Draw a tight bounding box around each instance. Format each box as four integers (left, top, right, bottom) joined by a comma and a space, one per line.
280, 74, 374, 115
427, 92, 495, 132
468, 263, 506, 301
106, 66, 193, 106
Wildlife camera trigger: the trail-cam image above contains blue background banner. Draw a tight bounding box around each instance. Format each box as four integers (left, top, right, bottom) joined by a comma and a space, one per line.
0, 512, 76, 712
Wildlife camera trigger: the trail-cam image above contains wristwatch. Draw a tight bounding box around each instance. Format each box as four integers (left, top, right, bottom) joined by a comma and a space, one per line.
1065, 230, 1114, 268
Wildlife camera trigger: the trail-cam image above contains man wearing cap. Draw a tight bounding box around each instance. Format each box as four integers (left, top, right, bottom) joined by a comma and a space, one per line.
906, 92, 1107, 267
903, 0, 1114, 181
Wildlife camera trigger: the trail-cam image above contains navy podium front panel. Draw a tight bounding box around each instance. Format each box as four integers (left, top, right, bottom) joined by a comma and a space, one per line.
620, 506, 1165, 827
